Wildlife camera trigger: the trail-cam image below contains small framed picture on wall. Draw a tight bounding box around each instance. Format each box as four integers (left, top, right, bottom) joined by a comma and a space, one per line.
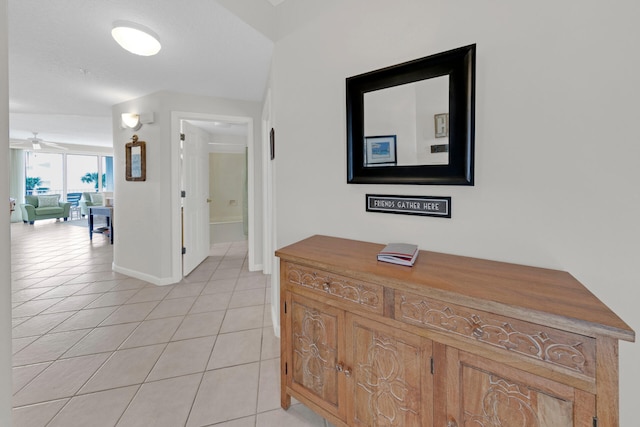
125, 135, 146, 181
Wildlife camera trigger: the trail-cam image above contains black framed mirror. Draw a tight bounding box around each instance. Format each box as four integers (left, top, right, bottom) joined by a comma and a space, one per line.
346, 44, 475, 185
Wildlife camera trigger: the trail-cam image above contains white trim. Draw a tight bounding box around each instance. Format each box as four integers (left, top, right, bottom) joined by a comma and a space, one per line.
261, 89, 273, 275
270, 259, 280, 337
112, 263, 176, 286
246, 116, 259, 272
262, 89, 280, 336
210, 219, 243, 225
170, 112, 184, 284
271, 293, 280, 338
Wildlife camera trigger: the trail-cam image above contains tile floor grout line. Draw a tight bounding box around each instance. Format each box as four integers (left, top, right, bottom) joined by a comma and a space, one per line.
112, 341, 172, 426
12, 222, 333, 427
41, 396, 71, 427
10, 361, 54, 400
12, 346, 114, 408
181, 248, 242, 427
74, 383, 143, 427
12, 326, 93, 369
112, 257, 238, 425
254, 323, 266, 420
182, 349, 211, 427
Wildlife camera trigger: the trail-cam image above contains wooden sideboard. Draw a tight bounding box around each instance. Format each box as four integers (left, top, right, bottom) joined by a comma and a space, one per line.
276, 235, 635, 427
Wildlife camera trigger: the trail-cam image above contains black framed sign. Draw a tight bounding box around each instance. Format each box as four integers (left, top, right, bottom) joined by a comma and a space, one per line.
270, 127, 275, 160
366, 194, 451, 218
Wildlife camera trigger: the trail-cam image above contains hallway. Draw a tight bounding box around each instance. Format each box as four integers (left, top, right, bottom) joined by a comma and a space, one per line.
10, 220, 329, 426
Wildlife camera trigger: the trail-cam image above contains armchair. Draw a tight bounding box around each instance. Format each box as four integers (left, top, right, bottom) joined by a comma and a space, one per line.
79, 192, 104, 216
19, 195, 71, 224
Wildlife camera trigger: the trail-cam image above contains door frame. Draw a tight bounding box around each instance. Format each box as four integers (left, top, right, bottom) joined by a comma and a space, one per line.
261, 89, 280, 335
170, 111, 258, 283
262, 89, 274, 276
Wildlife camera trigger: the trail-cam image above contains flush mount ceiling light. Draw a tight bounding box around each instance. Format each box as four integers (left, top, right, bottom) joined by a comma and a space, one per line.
112, 21, 161, 56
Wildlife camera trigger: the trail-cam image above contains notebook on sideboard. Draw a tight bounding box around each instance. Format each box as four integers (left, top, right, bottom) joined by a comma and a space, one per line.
377, 243, 419, 266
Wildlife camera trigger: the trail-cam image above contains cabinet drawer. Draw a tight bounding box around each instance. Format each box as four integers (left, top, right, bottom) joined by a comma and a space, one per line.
283, 262, 384, 314
395, 290, 596, 378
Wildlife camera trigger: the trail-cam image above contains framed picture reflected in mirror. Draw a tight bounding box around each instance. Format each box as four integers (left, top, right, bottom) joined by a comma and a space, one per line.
364, 135, 397, 166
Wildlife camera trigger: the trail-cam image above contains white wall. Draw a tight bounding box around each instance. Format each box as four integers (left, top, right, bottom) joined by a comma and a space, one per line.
364, 78, 449, 166
210, 152, 246, 223
415, 77, 449, 165
112, 91, 263, 284
272, 0, 640, 424
364, 84, 416, 165
112, 93, 168, 283
0, 0, 11, 423
216, 0, 277, 41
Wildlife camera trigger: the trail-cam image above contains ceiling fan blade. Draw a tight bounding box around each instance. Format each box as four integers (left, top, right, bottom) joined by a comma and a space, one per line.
42, 141, 68, 150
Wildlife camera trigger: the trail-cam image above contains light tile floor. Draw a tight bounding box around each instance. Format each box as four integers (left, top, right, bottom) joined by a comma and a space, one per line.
10, 219, 331, 427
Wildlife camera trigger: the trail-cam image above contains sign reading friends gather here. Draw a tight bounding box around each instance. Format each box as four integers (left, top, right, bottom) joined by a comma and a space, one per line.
366, 194, 451, 218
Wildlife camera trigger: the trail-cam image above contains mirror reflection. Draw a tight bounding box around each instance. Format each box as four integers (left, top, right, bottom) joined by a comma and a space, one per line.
364, 75, 449, 166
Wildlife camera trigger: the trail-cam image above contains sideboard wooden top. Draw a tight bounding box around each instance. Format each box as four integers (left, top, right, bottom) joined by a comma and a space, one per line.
276, 235, 635, 342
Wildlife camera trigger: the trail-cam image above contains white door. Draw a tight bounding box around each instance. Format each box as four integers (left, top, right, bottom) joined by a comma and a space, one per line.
182, 121, 210, 275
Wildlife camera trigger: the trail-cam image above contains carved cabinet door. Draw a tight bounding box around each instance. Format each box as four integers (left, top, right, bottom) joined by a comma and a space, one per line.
345, 314, 433, 427
287, 293, 346, 420
444, 347, 596, 427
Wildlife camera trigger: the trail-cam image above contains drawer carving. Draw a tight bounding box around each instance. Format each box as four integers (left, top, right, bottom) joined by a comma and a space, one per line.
397, 291, 595, 376
285, 263, 383, 313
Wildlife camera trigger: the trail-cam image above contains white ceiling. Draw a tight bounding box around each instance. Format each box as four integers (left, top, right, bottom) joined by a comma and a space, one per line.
8, 0, 276, 148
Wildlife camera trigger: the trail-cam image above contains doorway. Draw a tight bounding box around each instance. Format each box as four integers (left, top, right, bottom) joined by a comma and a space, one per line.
172, 111, 258, 281
188, 119, 248, 245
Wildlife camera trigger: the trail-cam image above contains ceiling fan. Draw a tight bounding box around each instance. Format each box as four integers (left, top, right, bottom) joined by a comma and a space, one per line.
11, 132, 68, 151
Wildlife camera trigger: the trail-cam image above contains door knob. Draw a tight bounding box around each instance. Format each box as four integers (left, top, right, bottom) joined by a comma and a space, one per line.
206, 198, 212, 203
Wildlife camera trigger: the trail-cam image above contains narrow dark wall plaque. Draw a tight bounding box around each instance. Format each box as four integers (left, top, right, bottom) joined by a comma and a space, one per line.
366, 194, 451, 218
270, 128, 275, 160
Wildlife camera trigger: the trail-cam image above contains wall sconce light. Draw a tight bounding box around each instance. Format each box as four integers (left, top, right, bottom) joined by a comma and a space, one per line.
121, 113, 142, 130
112, 21, 161, 56
121, 112, 154, 131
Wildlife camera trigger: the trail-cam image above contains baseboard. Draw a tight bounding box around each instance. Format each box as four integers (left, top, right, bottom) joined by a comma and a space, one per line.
271, 302, 280, 338
112, 263, 178, 286
248, 262, 263, 272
